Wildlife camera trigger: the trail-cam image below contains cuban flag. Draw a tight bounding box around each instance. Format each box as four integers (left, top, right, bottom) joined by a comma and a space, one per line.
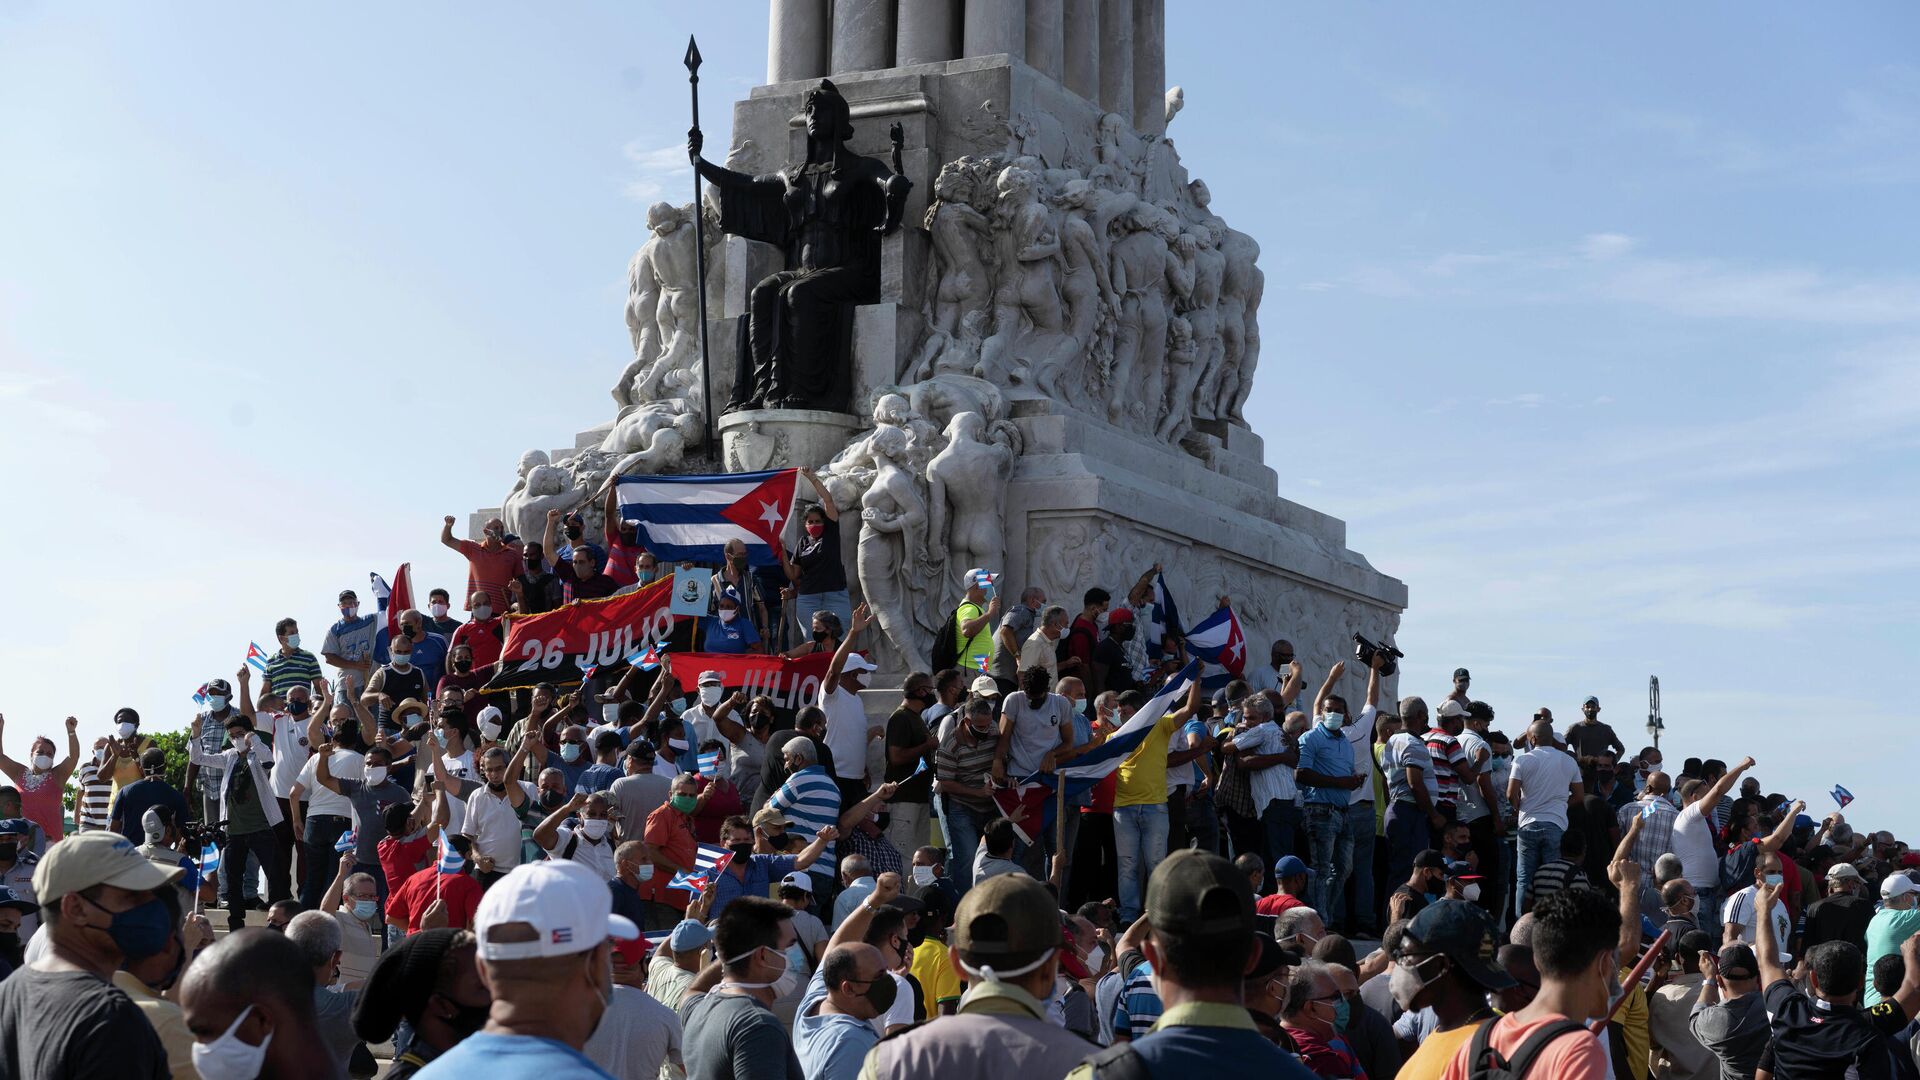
199, 842, 221, 874
1831, 785, 1854, 809
335, 830, 357, 853
615, 469, 799, 567
1142, 571, 1184, 660
245, 642, 272, 673
993, 660, 1200, 843
371, 565, 414, 637
581, 664, 601, 684
626, 640, 668, 672
669, 843, 735, 893
436, 829, 464, 874
1183, 605, 1245, 689
696, 749, 723, 777
193, 684, 210, 708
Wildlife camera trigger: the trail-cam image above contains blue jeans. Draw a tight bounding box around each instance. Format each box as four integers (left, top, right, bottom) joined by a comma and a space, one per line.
1260, 799, 1302, 894
793, 589, 852, 642
1515, 821, 1564, 918
1336, 801, 1377, 933
935, 794, 986, 894
1114, 804, 1169, 921
1303, 802, 1347, 917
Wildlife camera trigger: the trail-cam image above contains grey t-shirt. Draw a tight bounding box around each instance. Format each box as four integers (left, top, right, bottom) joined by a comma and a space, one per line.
678, 991, 803, 1080
610, 772, 672, 833
337, 778, 408, 866
0, 966, 168, 1080
1001, 692, 1070, 779
990, 604, 1039, 682
313, 986, 360, 1073
1689, 990, 1770, 1080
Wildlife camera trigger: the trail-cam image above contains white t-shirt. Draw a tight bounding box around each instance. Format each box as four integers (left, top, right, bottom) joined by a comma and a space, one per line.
1343, 704, 1379, 806
263, 712, 311, 799
1235, 722, 1297, 812
1510, 746, 1581, 830
680, 705, 720, 751
818, 683, 869, 783
546, 822, 618, 881
295, 750, 364, 818
1722, 886, 1793, 962
584, 984, 682, 1080
1672, 802, 1721, 890
437, 750, 477, 835
464, 781, 536, 867
1455, 730, 1492, 822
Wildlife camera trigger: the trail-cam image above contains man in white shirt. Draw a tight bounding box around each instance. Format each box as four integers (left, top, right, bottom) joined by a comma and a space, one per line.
1243, 639, 1296, 695
1505, 718, 1584, 919
1227, 694, 1299, 891
1018, 605, 1068, 684
1673, 756, 1755, 925
821, 605, 880, 810
1722, 849, 1794, 964
1382, 697, 1444, 889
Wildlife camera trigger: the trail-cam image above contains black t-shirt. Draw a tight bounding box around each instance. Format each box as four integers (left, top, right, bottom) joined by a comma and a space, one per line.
1803, 894, 1876, 953
1763, 977, 1911, 1079
1094, 637, 1138, 693
109, 778, 190, 844
882, 707, 933, 802
1565, 720, 1623, 760
790, 519, 847, 595
0, 965, 169, 1080
1390, 884, 1431, 919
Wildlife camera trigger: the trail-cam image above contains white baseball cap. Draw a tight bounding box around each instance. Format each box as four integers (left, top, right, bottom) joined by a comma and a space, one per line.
475, 859, 639, 960
780, 871, 815, 893
842, 654, 877, 675
962, 567, 997, 588
1882, 873, 1918, 902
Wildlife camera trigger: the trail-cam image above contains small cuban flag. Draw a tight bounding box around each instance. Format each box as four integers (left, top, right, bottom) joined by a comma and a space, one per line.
912, 755, 929, 777
437, 828, 464, 874
669, 843, 734, 893
581, 663, 601, 684
976, 654, 991, 673
335, 830, 357, 853
193, 684, 210, 708
1831, 784, 1855, 810
626, 640, 668, 672
696, 749, 723, 778
199, 842, 222, 875
245, 641, 273, 673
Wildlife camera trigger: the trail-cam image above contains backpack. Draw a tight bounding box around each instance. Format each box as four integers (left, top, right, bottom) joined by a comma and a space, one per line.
929, 604, 965, 673
1718, 839, 1759, 896
1465, 1017, 1591, 1080
1081, 1041, 1152, 1080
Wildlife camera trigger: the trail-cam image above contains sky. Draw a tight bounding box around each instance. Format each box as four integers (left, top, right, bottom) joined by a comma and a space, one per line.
2, 4, 1915, 832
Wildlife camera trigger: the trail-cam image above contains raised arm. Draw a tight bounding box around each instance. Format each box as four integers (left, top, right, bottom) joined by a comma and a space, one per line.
440, 514, 461, 553
1758, 800, 1804, 853
1610, 854, 1644, 964
793, 825, 838, 872
801, 468, 838, 522
541, 508, 562, 563
535, 791, 587, 852
185, 712, 222, 768
314, 740, 345, 795
958, 594, 999, 641
830, 871, 901, 951
825, 603, 871, 691
1700, 756, 1755, 811
1312, 661, 1346, 718
52, 715, 82, 782
839, 782, 899, 833
1365, 653, 1383, 709
711, 692, 749, 746
1753, 879, 1789, 988
321, 852, 355, 913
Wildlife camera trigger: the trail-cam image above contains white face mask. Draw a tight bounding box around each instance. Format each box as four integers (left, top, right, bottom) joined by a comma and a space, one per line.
117, 722, 138, 740
718, 608, 739, 624
364, 766, 389, 786
474, 605, 493, 621
1085, 943, 1106, 972
192, 1005, 272, 1080
430, 603, 450, 619
31, 755, 52, 771
581, 818, 611, 841
285, 633, 301, 650
1462, 882, 1483, 903
724, 946, 799, 997
699, 686, 724, 707
910, 865, 937, 887
207, 695, 230, 712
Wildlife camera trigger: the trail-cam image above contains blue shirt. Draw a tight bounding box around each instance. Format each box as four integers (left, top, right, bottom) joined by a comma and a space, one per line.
414, 1031, 614, 1079
610, 878, 645, 927
795, 968, 880, 1080
1298, 722, 1355, 806
770, 765, 840, 865
1111, 960, 1163, 1040
1123, 1002, 1318, 1080
710, 853, 797, 918
555, 755, 592, 794
576, 763, 622, 795
374, 628, 450, 690
1066, 710, 1096, 807
701, 614, 761, 654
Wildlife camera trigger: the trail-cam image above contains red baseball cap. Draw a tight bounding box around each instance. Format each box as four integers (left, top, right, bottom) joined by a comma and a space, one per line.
1058, 927, 1091, 980
1105, 608, 1134, 625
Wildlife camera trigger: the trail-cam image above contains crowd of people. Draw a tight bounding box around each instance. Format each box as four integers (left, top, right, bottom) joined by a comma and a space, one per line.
1, 505, 1917, 1080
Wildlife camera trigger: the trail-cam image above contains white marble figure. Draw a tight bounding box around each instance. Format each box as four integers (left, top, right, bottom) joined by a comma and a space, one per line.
1158, 314, 1200, 445
601, 405, 703, 479
613, 201, 707, 411
926, 411, 1015, 598
1176, 226, 1229, 432
819, 392, 939, 512
907, 160, 997, 383
856, 424, 936, 672
1218, 224, 1265, 423
977, 166, 1066, 388
1096, 113, 1148, 196
503, 463, 587, 547
1106, 204, 1192, 425
1164, 86, 1185, 127
1041, 178, 1120, 405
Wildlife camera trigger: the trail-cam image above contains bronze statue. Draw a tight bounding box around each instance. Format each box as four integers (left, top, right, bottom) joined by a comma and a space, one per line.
688, 80, 911, 413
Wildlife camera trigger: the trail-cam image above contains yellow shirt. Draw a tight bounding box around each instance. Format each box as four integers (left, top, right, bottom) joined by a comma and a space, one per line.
1614, 978, 1650, 1080
113, 970, 200, 1080
1398, 1021, 1480, 1080
910, 938, 962, 1010
955, 603, 993, 671
1115, 713, 1181, 808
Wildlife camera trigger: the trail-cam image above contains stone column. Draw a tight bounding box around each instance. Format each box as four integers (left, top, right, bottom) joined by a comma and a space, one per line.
1097, 0, 1132, 119
1026, 0, 1064, 81
896, 0, 959, 66
964, 0, 1026, 60
1063, 0, 1099, 100
767, 0, 830, 83
1131, 0, 1164, 135
831, 0, 896, 74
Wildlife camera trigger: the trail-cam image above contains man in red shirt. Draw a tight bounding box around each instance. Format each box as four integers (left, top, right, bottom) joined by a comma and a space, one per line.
1062, 587, 1110, 680
636, 773, 704, 930
449, 589, 505, 671
440, 515, 524, 613
1257, 854, 1312, 915
387, 833, 484, 934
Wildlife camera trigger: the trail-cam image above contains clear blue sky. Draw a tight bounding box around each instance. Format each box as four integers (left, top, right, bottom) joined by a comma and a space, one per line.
2, 4, 1915, 833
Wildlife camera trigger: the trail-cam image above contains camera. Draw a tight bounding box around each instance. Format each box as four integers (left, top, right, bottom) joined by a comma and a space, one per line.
180, 819, 226, 853
1352, 634, 1404, 677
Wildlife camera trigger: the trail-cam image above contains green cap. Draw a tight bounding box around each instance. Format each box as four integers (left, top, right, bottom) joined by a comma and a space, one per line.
954, 873, 1058, 961
1146, 849, 1255, 941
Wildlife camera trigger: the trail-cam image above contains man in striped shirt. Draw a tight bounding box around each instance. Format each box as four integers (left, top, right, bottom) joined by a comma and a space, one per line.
769, 736, 843, 899
264, 617, 324, 697
73, 742, 114, 832
1425, 701, 1474, 817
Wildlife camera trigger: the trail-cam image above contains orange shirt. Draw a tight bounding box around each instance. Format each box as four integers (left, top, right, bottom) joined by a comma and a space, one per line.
640, 804, 696, 911
1439, 1012, 1609, 1080
449, 538, 523, 612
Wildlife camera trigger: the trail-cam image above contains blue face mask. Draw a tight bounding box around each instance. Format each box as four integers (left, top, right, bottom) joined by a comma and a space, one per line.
560, 744, 583, 763
1332, 998, 1352, 1031
83, 894, 171, 961
352, 899, 380, 921
1763, 872, 1784, 887
1321, 713, 1346, 731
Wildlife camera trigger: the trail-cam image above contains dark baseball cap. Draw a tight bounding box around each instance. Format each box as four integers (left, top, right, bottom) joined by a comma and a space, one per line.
1453, 668, 1471, 680
1413, 849, 1448, 871
1717, 944, 1758, 980
1248, 933, 1301, 980
1405, 899, 1514, 991
1146, 849, 1255, 941
954, 873, 1059, 961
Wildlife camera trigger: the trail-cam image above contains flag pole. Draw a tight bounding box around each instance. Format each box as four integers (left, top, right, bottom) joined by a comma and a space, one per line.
684, 36, 716, 461
1053, 771, 1067, 890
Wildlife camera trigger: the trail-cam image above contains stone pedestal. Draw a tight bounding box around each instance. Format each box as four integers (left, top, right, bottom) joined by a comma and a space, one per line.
718, 408, 864, 473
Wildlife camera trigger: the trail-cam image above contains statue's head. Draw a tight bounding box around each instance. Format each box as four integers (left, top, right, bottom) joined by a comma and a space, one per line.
1059, 178, 1095, 209
869, 424, 909, 462
1169, 315, 1193, 345
872, 392, 911, 426
996, 166, 1036, 202
1206, 219, 1227, 247
647, 201, 680, 234
518, 449, 550, 476
527, 464, 566, 496
943, 411, 986, 443
1175, 230, 1200, 257
933, 162, 973, 203
1188, 178, 1212, 209
1099, 112, 1127, 140
803, 80, 855, 143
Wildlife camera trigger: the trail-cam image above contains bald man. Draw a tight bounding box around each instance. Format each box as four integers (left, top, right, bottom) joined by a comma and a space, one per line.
180, 928, 336, 1079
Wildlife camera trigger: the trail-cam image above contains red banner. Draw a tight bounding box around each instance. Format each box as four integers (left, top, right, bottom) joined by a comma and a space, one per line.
663, 650, 856, 715
500, 578, 681, 674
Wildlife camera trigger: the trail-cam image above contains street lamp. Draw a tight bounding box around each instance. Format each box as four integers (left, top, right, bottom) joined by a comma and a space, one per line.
1646, 675, 1664, 750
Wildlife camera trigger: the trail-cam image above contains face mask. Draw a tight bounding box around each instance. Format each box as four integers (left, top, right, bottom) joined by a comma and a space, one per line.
364, 766, 389, 786
1321, 713, 1345, 731
911, 865, 936, 887
118, 722, 138, 740
805, 522, 825, 539
729, 841, 755, 860
863, 972, 899, 1014
453, 659, 473, 673
480, 718, 504, 741
565, 525, 584, 541
84, 894, 173, 961
474, 605, 492, 620
525, 557, 543, 570
763, 832, 787, 849
1084, 943, 1106, 972
434, 730, 450, 748
724, 946, 799, 996
0, 843, 15, 863
342, 604, 360, 619
1389, 953, 1447, 1010
699, 686, 725, 708
634, 864, 655, 882
206, 695, 229, 712
1763, 872, 1784, 887
352, 899, 380, 921
561, 743, 583, 763
287, 698, 310, 716
430, 603, 450, 619
812, 629, 828, 643
582, 818, 611, 841
1463, 882, 1483, 903
668, 738, 688, 753
391, 653, 413, 670
541, 791, 566, 810
191, 1005, 272, 1080
444, 996, 489, 1037
670, 794, 697, 814
285, 633, 301, 650
785, 943, 808, 974
1331, 998, 1352, 1031
486, 779, 507, 793
718, 608, 739, 624
31, 754, 52, 771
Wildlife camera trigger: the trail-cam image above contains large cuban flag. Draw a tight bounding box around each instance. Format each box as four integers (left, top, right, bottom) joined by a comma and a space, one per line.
1184, 604, 1246, 690
1142, 570, 1184, 660
993, 660, 1201, 843
615, 469, 800, 567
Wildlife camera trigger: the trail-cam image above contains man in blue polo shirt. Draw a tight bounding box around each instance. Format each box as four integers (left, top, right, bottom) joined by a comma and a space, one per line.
1298, 659, 1370, 916
708, 813, 836, 918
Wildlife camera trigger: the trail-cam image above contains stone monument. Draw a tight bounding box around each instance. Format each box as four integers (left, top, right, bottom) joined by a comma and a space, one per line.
475, 0, 1408, 699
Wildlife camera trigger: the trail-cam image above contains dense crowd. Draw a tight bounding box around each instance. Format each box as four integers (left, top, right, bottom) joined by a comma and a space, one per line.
0, 506, 1916, 1080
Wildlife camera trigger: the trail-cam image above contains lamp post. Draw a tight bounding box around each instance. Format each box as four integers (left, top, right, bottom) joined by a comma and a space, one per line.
1646, 675, 1664, 751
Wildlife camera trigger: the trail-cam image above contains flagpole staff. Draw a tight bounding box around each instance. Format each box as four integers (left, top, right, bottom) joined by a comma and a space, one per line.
684, 36, 716, 462
1053, 767, 1067, 890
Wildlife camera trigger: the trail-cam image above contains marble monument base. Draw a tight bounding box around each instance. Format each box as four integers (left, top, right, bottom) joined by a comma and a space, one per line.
718, 408, 864, 474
